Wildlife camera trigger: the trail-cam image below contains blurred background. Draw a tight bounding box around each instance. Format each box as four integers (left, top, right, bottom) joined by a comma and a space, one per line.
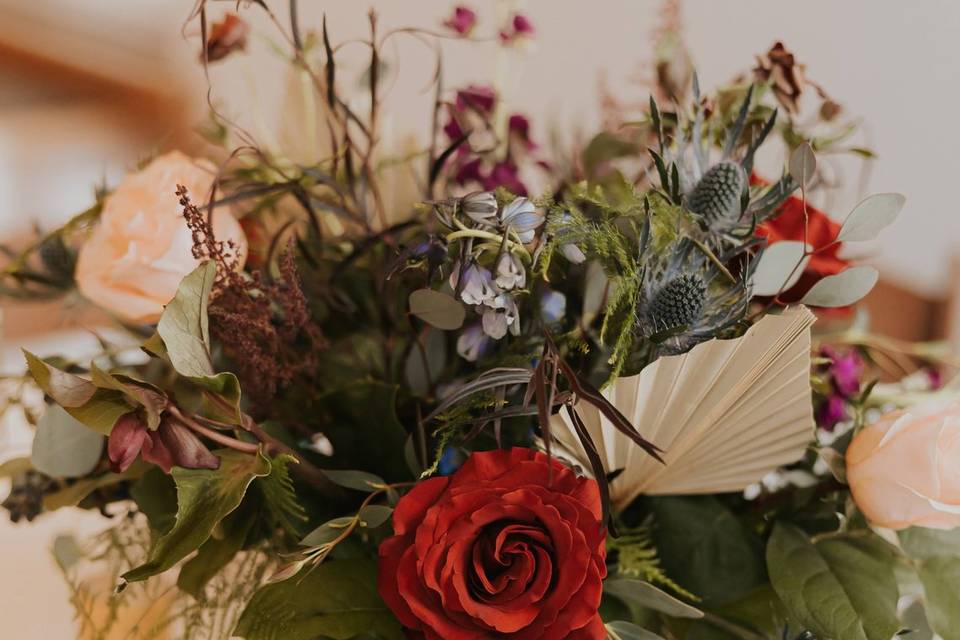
0, 0, 958, 636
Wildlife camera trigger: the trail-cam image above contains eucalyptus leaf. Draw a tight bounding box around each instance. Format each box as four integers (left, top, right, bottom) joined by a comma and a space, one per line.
800, 266, 878, 307
837, 193, 905, 242
751, 241, 810, 297
789, 142, 816, 188
404, 328, 447, 396
31, 404, 103, 478
121, 449, 270, 584
234, 558, 404, 640
301, 516, 356, 547
606, 620, 666, 640
604, 578, 702, 619
766, 524, 900, 640
358, 504, 393, 529
321, 469, 386, 492
408, 288, 465, 330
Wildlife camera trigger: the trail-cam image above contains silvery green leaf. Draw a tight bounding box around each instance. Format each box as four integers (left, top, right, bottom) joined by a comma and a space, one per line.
751, 241, 810, 297
320, 469, 385, 492
603, 578, 703, 618
605, 621, 666, 640
789, 142, 816, 188
409, 288, 465, 330
358, 504, 393, 528
837, 193, 906, 242
31, 404, 104, 478
300, 516, 355, 547
800, 266, 878, 307
404, 328, 447, 396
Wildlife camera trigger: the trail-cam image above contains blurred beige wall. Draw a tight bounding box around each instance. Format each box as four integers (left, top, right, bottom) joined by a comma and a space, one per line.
0, 1, 958, 637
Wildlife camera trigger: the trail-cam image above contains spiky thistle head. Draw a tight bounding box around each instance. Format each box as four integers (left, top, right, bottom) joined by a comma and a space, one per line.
645, 273, 707, 335
685, 160, 746, 227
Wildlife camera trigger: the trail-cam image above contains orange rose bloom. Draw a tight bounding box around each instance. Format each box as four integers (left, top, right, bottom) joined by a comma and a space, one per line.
76, 151, 247, 323
846, 402, 960, 530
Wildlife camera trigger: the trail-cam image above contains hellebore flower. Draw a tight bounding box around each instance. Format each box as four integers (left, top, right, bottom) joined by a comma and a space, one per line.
108, 413, 219, 474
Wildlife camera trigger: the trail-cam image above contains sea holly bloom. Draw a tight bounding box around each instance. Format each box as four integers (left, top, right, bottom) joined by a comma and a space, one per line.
499, 197, 544, 244
108, 413, 219, 474
378, 448, 607, 639
442, 5, 477, 37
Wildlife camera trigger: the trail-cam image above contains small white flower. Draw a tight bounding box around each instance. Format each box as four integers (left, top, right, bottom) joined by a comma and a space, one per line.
460, 191, 498, 225
499, 197, 544, 244
494, 252, 526, 290
450, 262, 498, 306
457, 324, 492, 361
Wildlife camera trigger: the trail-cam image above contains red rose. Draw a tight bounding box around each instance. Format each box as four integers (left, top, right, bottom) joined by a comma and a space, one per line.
754, 178, 849, 302
378, 448, 607, 640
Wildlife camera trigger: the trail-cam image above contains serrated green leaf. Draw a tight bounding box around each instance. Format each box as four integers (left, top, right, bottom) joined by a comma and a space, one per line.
258, 454, 307, 535
767, 524, 899, 640
31, 404, 103, 478
156, 262, 242, 422
121, 449, 270, 584
24, 351, 129, 435
234, 558, 403, 640
604, 578, 702, 619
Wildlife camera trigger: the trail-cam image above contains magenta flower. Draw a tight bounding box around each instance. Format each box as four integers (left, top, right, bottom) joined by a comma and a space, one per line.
442, 6, 477, 36
108, 413, 219, 474
508, 114, 537, 151
821, 346, 863, 398
817, 394, 848, 431
499, 13, 535, 44
455, 85, 497, 115
484, 160, 527, 196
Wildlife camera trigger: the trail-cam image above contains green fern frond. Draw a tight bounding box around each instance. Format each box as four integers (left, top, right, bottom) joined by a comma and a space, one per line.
259, 454, 308, 536
608, 526, 698, 601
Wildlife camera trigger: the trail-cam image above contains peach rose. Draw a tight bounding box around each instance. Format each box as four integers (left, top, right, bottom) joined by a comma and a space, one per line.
76, 151, 246, 323
846, 401, 960, 530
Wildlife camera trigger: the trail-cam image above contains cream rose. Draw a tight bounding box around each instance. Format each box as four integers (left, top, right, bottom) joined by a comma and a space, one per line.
846, 401, 960, 530
75, 151, 247, 323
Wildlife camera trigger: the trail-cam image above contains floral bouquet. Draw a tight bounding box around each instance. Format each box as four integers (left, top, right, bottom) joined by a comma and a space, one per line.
2, 3, 959, 639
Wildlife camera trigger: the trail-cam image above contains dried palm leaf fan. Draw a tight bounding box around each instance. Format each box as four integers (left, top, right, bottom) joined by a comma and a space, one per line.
551, 305, 816, 512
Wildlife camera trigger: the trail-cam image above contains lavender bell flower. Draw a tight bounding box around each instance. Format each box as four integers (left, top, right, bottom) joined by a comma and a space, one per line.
460, 191, 498, 226
450, 262, 498, 306
494, 251, 526, 290
457, 324, 492, 361
499, 197, 544, 244
482, 294, 520, 339
540, 289, 567, 324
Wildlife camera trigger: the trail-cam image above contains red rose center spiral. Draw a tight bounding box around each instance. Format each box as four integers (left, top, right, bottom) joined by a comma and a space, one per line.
469, 521, 555, 605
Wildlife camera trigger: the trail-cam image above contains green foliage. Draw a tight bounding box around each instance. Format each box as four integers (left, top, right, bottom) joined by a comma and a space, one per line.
178, 500, 258, 599
24, 350, 130, 435
604, 578, 702, 619
122, 449, 271, 584
156, 261, 241, 422
258, 454, 308, 536
130, 467, 178, 534
234, 558, 404, 640
608, 526, 696, 600
766, 524, 900, 640
650, 496, 765, 605
899, 527, 960, 640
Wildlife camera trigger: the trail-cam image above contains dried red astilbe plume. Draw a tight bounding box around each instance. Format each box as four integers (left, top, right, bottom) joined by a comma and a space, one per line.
178, 186, 325, 409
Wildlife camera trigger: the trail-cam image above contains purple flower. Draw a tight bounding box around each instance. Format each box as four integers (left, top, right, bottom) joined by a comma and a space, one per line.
456, 85, 497, 116
499, 197, 543, 243
494, 251, 526, 290
508, 114, 537, 151
454, 157, 485, 185
484, 161, 528, 196
482, 294, 520, 339
442, 6, 477, 36
540, 289, 567, 324
460, 191, 498, 225
822, 346, 863, 398
450, 262, 497, 306
499, 13, 535, 44
457, 324, 492, 361
816, 394, 848, 431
